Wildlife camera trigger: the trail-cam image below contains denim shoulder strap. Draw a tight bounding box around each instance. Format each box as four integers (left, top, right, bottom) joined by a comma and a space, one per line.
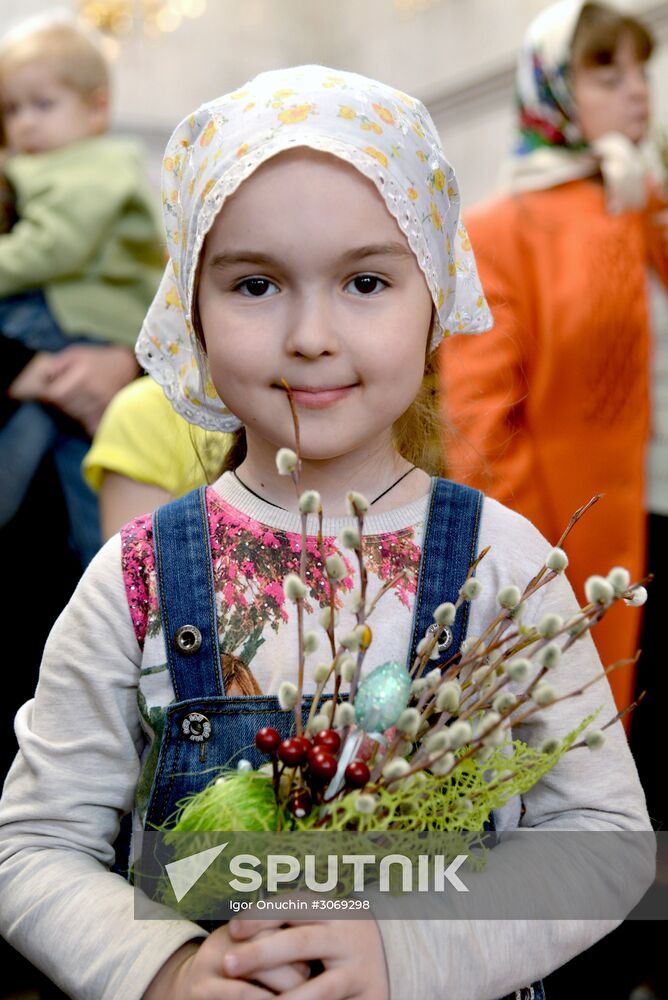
153, 486, 224, 701
408, 476, 483, 665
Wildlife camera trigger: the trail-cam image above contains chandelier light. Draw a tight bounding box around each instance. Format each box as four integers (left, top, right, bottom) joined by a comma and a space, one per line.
77, 0, 206, 37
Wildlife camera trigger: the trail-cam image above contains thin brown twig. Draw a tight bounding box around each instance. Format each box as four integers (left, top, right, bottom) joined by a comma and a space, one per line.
509, 656, 636, 729
555, 494, 603, 549
568, 671, 645, 749
602, 687, 645, 729
349, 507, 370, 700
294, 513, 308, 738
281, 378, 302, 480
280, 378, 307, 736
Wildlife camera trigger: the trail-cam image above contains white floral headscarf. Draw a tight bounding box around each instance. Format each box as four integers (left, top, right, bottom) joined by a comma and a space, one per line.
136, 65, 492, 432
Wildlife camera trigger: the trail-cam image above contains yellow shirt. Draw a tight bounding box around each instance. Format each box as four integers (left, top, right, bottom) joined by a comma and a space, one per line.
83, 376, 231, 496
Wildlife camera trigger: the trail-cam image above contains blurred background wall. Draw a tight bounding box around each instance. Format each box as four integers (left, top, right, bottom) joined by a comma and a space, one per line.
1, 0, 667, 206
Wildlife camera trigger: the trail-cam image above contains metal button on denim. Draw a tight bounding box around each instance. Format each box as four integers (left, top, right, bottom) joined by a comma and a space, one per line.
425, 621, 454, 653
174, 624, 202, 655
181, 712, 212, 742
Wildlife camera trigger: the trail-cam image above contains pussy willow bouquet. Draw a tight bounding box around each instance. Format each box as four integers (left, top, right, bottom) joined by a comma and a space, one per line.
169, 392, 648, 837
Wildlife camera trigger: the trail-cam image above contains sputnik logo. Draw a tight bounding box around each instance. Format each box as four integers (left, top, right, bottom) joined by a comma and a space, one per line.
165, 842, 228, 902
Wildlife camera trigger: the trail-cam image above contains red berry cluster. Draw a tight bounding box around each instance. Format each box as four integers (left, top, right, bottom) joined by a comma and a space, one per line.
254, 726, 371, 818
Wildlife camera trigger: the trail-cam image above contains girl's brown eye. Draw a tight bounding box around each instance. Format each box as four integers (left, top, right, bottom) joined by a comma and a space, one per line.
237, 277, 278, 297
347, 275, 387, 295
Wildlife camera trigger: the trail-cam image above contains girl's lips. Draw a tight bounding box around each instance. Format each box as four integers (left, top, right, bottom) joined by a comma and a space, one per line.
286, 385, 357, 409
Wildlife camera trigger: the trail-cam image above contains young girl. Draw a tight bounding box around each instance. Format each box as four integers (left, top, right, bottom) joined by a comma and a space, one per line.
0, 65, 650, 1000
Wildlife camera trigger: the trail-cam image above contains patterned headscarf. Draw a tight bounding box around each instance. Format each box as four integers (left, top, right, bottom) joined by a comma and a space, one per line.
515, 0, 587, 155
136, 65, 492, 432
505, 0, 654, 206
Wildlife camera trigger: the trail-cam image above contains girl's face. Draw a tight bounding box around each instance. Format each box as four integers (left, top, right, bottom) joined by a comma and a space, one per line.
571, 33, 650, 145
198, 149, 433, 467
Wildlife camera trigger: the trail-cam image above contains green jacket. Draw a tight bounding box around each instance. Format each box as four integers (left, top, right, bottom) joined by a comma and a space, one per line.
0, 135, 165, 347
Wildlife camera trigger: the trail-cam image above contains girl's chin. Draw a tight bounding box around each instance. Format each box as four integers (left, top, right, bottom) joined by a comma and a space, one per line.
276, 436, 374, 464
622, 121, 649, 144
286, 445, 359, 463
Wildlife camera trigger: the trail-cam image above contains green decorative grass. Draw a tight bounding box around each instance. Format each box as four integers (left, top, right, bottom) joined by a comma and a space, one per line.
168, 769, 280, 833
296, 714, 594, 832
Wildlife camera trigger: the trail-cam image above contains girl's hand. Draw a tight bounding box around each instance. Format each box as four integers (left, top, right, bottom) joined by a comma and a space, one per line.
225, 918, 389, 1000
142, 925, 310, 999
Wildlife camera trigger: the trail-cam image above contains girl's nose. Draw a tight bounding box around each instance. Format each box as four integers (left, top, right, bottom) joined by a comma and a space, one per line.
284, 294, 339, 358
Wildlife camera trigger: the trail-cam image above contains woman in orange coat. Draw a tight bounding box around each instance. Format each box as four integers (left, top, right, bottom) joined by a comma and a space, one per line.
441, 0, 668, 714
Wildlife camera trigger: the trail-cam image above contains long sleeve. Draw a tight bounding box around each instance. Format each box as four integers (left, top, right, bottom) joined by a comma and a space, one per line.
645, 185, 668, 286
439, 197, 544, 526
0, 536, 206, 1000
0, 145, 141, 295
377, 498, 652, 1000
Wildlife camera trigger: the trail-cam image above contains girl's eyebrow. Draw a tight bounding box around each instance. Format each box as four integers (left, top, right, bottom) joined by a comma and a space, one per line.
342, 241, 414, 263
208, 241, 413, 269
209, 251, 278, 269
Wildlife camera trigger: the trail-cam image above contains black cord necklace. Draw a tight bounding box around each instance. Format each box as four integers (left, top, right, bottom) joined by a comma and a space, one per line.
232, 465, 418, 511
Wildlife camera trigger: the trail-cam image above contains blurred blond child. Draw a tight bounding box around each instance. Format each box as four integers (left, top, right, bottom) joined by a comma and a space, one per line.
0, 14, 163, 565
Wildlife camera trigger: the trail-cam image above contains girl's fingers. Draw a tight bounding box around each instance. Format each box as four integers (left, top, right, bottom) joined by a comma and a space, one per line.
215, 981, 275, 999
249, 959, 311, 993
189, 953, 278, 999
222, 925, 331, 977
252, 962, 311, 995
227, 917, 284, 939
228, 916, 321, 940
225, 924, 311, 991
279, 967, 351, 1000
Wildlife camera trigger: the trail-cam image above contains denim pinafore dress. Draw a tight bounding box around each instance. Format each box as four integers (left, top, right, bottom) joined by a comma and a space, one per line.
140, 479, 544, 1000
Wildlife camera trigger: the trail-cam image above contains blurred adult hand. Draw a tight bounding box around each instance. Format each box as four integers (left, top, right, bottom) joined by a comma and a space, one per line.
13, 343, 140, 437
7, 352, 56, 400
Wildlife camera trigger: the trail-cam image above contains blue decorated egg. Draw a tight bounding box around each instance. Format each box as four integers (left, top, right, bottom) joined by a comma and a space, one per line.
354, 660, 411, 732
